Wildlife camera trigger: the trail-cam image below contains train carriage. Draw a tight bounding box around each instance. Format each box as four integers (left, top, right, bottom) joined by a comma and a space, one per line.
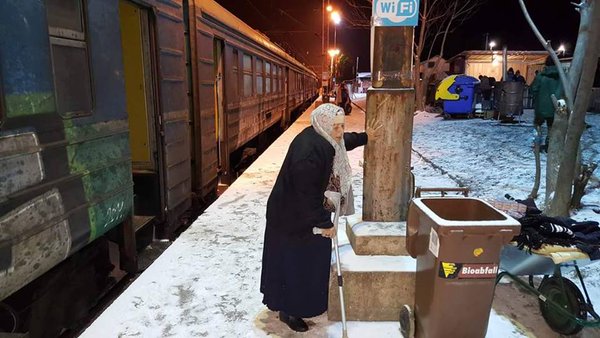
187, 1, 318, 186
0, 0, 317, 335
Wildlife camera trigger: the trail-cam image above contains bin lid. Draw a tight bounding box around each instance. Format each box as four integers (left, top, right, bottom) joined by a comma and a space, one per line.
435, 75, 459, 101
454, 75, 480, 85
411, 197, 521, 228
435, 75, 480, 101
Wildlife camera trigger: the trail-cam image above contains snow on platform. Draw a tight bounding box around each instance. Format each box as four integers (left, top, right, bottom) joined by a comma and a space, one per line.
346, 214, 407, 237
82, 102, 600, 338
337, 243, 416, 272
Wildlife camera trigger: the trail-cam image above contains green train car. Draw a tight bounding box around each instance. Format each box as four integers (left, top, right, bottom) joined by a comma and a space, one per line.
0, 0, 317, 335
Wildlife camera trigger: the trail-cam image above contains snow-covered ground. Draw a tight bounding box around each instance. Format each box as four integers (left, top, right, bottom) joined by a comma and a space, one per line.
82, 99, 599, 338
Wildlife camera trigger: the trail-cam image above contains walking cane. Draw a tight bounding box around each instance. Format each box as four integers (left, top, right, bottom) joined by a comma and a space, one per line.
313, 191, 348, 338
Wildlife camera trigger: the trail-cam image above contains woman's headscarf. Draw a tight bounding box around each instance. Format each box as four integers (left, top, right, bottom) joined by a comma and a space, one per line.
310, 104, 353, 213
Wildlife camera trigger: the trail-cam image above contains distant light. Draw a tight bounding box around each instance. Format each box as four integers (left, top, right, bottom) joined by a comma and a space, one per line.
326, 5, 333, 12
492, 55, 499, 66
328, 49, 340, 57
331, 11, 341, 25
489, 41, 496, 50
557, 44, 566, 54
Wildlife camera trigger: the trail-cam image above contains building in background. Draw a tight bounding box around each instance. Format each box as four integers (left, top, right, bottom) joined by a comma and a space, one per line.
448, 50, 548, 84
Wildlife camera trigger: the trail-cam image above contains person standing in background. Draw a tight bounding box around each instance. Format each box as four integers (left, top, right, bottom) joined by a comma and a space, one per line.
531, 56, 564, 152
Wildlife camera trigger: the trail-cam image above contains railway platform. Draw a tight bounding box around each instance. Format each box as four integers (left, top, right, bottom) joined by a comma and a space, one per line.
81, 98, 523, 338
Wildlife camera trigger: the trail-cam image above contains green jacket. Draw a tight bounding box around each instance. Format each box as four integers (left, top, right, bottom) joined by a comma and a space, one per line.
531, 66, 564, 119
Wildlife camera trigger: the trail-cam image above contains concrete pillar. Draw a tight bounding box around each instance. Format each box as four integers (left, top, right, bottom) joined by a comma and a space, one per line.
363, 26, 415, 222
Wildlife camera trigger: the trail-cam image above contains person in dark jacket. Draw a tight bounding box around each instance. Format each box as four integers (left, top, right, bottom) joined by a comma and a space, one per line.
502, 68, 516, 82
531, 56, 564, 150
260, 103, 376, 332
339, 86, 352, 115
515, 70, 526, 83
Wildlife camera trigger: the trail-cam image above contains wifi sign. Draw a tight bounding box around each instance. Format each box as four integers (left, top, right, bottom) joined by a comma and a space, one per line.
373, 0, 420, 27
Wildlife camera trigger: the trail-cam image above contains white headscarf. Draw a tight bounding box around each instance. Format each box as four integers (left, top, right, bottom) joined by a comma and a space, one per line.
310, 104, 352, 209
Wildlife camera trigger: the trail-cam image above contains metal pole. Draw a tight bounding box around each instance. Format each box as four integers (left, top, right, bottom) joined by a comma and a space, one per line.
502, 46, 508, 80
334, 25, 337, 49
498, 45, 508, 121
485, 32, 489, 50
327, 18, 331, 91
322, 0, 325, 86
331, 55, 334, 80
322, 0, 325, 55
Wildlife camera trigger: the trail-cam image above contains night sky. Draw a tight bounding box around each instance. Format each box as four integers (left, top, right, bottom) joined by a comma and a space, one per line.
215, 0, 581, 78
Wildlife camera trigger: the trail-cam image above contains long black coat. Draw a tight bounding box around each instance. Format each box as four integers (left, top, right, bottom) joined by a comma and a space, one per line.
260, 126, 367, 318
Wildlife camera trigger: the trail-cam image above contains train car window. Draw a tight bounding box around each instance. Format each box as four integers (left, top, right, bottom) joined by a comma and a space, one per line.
273, 65, 278, 93
265, 62, 271, 94
279, 68, 283, 93
243, 53, 253, 97
46, 0, 84, 38
256, 59, 263, 95
46, 0, 93, 118
278, 66, 282, 93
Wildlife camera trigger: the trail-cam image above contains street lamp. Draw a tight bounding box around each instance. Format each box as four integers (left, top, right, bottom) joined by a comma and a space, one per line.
488, 41, 496, 50
331, 11, 341, 24
322, 2, 334, 93
557, 44, 566, 55
331, 11, 341, 49
328, 48, 340, 70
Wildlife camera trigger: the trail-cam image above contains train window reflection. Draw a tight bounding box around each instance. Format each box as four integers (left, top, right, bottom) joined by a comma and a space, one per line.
244, 74, 253, 97
256, 59, 263, 95
243, 54, 252, 72
243, 53, 253, 97
46, 0, 93, 118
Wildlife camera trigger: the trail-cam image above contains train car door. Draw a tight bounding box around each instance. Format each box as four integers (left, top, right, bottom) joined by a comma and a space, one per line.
119, 0, 163, 239
214, 39, 228, 185
186, 9, 219, 199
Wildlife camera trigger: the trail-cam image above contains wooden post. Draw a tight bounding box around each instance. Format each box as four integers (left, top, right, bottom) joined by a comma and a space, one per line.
363, 26, 415, 222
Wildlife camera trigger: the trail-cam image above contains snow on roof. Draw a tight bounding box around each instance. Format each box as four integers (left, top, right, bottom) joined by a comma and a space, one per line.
197, 0, 317, 77
449, 50, 549, 64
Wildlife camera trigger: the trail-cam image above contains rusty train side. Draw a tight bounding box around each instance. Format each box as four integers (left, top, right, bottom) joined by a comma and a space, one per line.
0, 0, 317, 334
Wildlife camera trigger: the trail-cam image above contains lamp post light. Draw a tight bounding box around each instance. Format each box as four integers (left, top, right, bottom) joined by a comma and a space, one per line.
331, 11, 341, 49
557, 44, 566, 55
488, 40, 496, 50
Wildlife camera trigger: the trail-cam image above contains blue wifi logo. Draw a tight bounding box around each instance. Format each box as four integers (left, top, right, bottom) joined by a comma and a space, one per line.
373, 0, 419, 26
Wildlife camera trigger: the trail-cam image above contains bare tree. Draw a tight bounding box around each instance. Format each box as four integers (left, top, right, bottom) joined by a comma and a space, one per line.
519, 0, 600, 216
417, 0, 483, 109
344, 0, 372, 28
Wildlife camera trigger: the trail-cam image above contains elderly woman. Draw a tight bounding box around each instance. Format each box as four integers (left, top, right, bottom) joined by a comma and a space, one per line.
260, 103, 377, 332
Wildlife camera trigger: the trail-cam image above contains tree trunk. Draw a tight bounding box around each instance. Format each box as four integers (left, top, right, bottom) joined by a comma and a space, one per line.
413, 0, 431, 111
530, 125, 542, 199
571, 163, 598, 209
546, 0, 600, 216
545, 104, 568, 204
567, 1, 592, 100
438, 3, 457, 59
414, 60, 424, 110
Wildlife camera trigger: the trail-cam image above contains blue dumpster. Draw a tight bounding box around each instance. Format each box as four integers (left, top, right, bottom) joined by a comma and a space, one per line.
435, 75, 480, 117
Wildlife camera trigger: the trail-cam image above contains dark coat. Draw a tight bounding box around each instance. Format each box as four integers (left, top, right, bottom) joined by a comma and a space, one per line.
260, 126, 367, 318
531, 66, 563, 119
